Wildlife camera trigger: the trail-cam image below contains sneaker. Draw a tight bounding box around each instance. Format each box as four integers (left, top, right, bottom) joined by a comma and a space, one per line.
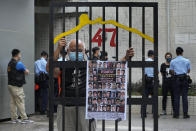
10, 119, 21, 124
20, 119, 34, 124
160, 110, 167, 115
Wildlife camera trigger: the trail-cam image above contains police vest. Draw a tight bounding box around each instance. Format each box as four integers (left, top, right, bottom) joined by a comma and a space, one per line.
7, 59, 26, 87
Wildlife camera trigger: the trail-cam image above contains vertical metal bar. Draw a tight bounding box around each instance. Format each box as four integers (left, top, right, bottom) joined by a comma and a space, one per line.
115, 6, 119, 61
76, 6, 79, 61
153, 4, 159, 131
142, 7, 146, 131
62, 69, 66, 131
102, 6, 105, 131
62, 6, 66, 61
89, 7, 93, 130
62, 6, 66, 131
89, 6, 92, 60
102, 120, 105, 131
115, 120, 118, 131
102, 6, 106, 59
115, 6, 119, 131
128, 6, 132, 131
49, 2, 54, 131
75, 6, 79, 131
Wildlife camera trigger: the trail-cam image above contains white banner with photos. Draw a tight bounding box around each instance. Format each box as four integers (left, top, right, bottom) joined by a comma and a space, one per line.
85, 60, 128, 120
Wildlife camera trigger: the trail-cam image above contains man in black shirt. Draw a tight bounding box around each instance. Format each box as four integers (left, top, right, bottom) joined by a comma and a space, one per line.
92, 47, 100, 60
160, 52, 174, 115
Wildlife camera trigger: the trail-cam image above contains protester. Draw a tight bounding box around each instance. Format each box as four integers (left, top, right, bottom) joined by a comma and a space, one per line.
7, 49, 34, 124
46, 38, 134, 131
160, 52, 174, 115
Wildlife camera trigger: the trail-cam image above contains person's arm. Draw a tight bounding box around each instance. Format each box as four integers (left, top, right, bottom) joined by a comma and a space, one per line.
46, 38, 66, 73
160, 64, 164, 77
187, 60, 191, 73
169, 61, 174, 75
16, 62, 29, 75
120, 47, 134, 61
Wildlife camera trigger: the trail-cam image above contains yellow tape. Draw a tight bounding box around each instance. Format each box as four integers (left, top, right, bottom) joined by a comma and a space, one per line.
54, 14, 154, 44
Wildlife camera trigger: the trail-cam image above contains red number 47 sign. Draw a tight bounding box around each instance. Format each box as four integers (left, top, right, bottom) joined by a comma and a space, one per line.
91, 28, 116, 47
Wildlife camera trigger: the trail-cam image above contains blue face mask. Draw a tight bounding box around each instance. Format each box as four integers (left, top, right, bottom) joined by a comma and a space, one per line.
69, 52, 84, 61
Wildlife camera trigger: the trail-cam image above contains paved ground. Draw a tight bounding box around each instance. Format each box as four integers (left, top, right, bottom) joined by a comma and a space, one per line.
0, 114, 196, 131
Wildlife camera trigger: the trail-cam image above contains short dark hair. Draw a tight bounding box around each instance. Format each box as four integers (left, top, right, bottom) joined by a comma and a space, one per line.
165, 52, 172, 58
176, 47, 183, 55
12, 49, 20, 57
148, 50, 154, 57
41, 51, 48, 57
92, 47, 100, 54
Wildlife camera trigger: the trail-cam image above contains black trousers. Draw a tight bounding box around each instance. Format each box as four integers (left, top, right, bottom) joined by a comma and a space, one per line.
173, 78, 189, 115
162, 79, 174, 112
141, 79, 154, 116
38, 80, 49, 112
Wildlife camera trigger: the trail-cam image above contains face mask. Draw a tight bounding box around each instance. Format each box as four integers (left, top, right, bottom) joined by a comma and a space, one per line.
166, 58, 172, 63
69, 52, 84, 61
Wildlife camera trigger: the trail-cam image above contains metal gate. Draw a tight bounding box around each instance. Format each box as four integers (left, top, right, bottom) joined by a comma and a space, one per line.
49, 2, 158, 131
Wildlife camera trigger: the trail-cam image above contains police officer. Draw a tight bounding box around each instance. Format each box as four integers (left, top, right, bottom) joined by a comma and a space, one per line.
7, 49, 34, 124
142, 50, 154, 118
35, 51, 48, 114
170, 47, 191, 119
160, 52, 174, 115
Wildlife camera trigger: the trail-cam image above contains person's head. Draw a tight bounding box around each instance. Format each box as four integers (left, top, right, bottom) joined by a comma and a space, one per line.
100, 51, 108, 61
176, 47, 183, 56
89, 83, 92, 88
41, 51, 48, 60
12, 49, 21, 61
165, 52, 172, 63
92, 47, 100, 57
93, 76, 97, 81
148, 50, 154, 59
67, 39, 85, 61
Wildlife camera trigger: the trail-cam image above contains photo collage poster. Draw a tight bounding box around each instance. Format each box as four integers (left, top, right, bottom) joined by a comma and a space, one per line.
86, 60, 128, 120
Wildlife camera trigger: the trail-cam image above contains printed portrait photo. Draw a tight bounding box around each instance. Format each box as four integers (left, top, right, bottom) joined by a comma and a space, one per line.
89, 61, 93, 68
93, 91, 97, 97
92, 62, 97, 68
102, 106, 107, 112
88, 82, 93, 89
102, 83, 106, 89
97, 105, 102, 112
92, 98, 97, 104
121, 62, 126, 69
116, 62, 121, 68
97, 98, 102, 105
111, 105, 116, 112
98, 62, 102, 68
121, 70, 125, 75
106, 105, 111, 112
103, 98, 108, 104
106, 91, 111, 97
117, 69, 121, 75
88, 91, 92, 97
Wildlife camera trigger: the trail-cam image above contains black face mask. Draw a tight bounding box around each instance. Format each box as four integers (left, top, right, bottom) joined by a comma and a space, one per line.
166, 58, 172, 63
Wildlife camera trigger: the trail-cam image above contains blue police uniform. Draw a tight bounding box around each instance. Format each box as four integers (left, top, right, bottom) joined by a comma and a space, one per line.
170, 56, 191, 117
34, 57, 48, 114
35, 57, 48, 74
141, 58, 154, 117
